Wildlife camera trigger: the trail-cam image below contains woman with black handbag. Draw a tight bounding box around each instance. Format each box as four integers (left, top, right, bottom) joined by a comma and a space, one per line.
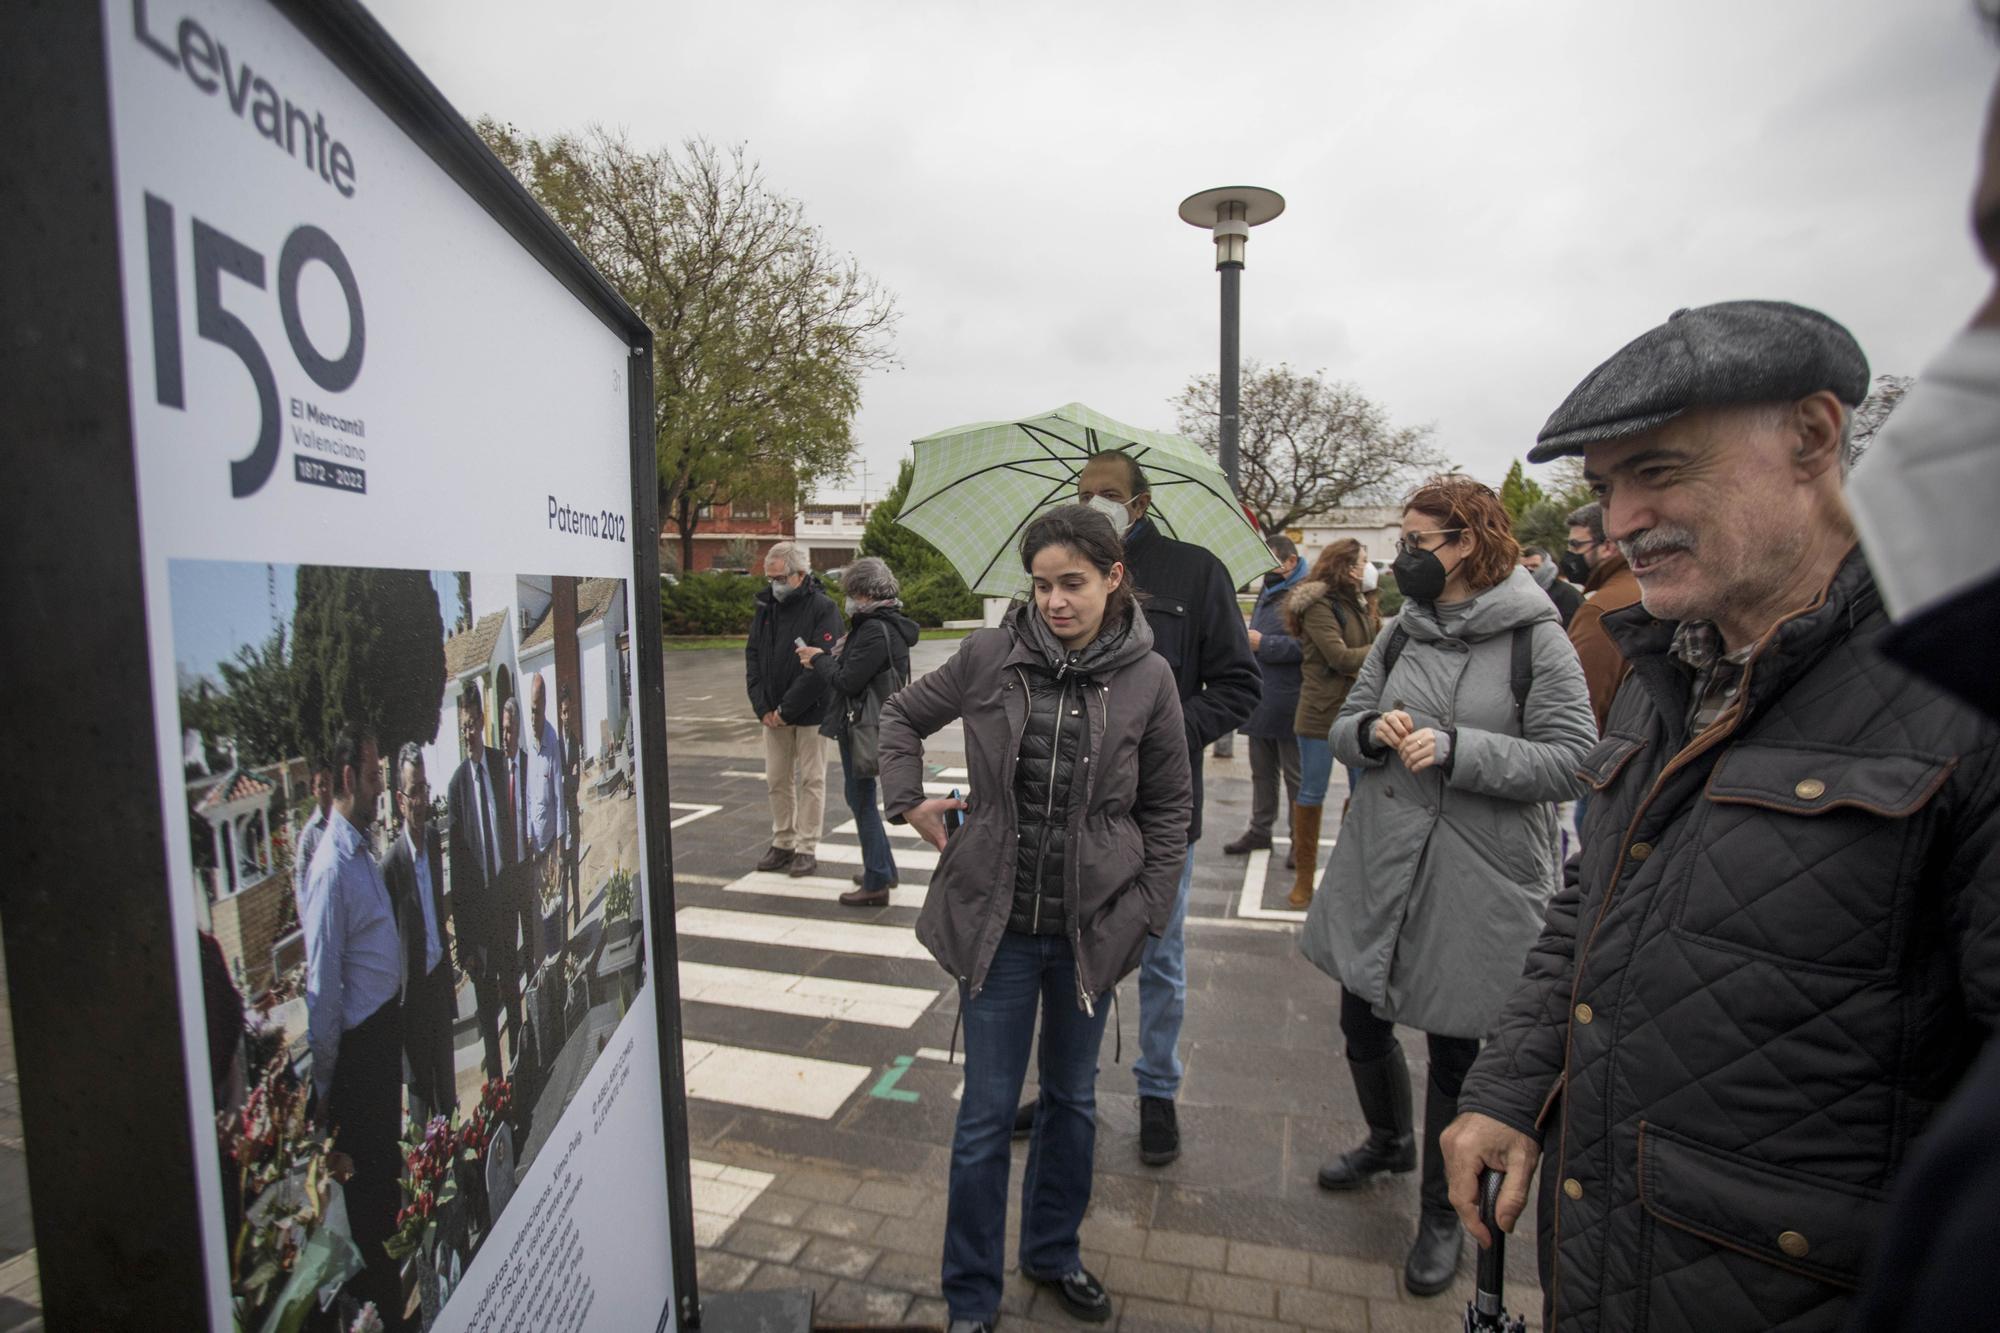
797, 557, 919, 906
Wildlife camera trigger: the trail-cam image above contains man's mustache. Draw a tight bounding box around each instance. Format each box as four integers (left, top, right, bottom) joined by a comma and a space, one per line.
1619, 525, 1699, 566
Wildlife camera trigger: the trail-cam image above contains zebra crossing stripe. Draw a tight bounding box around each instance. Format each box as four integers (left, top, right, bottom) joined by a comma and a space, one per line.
677, 961, 942, 1028
681, 1039, 873, 1119
675, 905, 928, 959
724, 870, 930, 911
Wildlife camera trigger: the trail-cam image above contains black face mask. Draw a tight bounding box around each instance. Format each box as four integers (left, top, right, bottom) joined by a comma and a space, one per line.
1558, 551, 1591, 584
1390, 546, 1449, 603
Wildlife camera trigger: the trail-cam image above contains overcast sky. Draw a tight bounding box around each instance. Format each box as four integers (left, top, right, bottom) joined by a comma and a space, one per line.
370, 0, 1996, 499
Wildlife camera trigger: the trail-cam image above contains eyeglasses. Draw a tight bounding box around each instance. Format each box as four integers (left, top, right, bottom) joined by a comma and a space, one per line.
1566, 537, 1597, 552
1395, 529, 1461, 559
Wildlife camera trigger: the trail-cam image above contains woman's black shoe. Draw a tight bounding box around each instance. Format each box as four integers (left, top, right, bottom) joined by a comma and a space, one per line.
1026, 1267, 1111, 1323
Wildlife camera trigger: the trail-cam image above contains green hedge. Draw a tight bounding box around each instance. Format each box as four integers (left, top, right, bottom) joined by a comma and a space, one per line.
898, 570, 981, 628
660, 572, 763, 636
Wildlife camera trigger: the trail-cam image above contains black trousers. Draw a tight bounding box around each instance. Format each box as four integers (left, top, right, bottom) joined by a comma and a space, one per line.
1339, 988, 1479, 1098
330, 998, 405, 1326
403, 960, 457, 1122
471, 936, 522, 1083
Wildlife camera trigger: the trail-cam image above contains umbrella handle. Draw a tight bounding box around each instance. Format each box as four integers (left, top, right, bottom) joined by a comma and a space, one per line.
1474, 1169, 1506, 1318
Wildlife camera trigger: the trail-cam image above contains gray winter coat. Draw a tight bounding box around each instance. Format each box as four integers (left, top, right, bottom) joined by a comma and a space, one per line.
1299, 566, 1595, 1038
879, 603, 1193, 1006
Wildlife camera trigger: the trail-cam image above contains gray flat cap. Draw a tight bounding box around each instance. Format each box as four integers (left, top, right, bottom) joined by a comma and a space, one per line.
1529, 300, 1869, 462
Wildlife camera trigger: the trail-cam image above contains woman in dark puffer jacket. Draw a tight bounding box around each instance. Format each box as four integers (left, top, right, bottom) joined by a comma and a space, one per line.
879, 505, 1191, 1333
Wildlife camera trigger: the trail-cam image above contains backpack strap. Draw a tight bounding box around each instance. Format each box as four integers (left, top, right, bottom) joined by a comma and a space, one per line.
1380, 622, 1409, 682
1510, 625, 1535, 724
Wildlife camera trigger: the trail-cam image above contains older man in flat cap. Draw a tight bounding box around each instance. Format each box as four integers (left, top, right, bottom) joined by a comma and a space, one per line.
1440, 300, 2000, 1332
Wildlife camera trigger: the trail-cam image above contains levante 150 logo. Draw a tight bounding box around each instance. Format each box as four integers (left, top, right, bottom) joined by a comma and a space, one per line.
143, 196, 368, 498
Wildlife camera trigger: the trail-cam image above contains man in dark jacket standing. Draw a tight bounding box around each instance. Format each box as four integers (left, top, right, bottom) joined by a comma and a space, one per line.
1443, 300, 2000, 1332
1067, 449, 1260, 1165
1224, 536, 1304, 868
746, 541, 841, 877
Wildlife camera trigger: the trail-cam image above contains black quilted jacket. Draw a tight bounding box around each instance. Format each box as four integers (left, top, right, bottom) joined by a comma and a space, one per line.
1008, 665, 1088, 936
1455, 550, 2000, 1333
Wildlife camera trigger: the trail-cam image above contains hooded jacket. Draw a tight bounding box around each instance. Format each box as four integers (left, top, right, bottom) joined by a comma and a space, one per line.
1241, 560, 1307, 740
746, 579, 842, 727
879, 602, 1192, 1005
1455, 550, 2000, 1332
1284, 579, 1377, 740
812, 602, 921, 741
1300, 566, 1596, 1038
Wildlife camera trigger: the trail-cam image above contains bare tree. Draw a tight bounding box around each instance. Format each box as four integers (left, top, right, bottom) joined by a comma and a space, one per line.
1172, 362, 1442, 532
480, 123, 899, 568
1846, 374, 1914, 468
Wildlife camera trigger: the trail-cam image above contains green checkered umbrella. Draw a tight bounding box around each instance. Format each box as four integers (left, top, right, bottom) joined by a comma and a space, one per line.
897, 402, 1271, 598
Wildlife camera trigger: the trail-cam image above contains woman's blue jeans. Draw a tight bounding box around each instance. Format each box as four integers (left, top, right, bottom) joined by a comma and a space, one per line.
838, 733, 898, 890
943, 931, 1111, 1322
1297, 734, 1336, 808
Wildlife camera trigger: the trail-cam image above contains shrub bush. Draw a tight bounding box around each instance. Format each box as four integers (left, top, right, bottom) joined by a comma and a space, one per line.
660, 571, 763, 635
898, 570, 982, 627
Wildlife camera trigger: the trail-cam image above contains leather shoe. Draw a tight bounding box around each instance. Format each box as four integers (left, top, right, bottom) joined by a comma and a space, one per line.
1139, 1095, 1179, 1166
1404, 1210, 1463, 1296
1026, 1267, 1111, 1323
839, 885, 890, 907
1221, 831, 1271, 855
787, 852, 818, 878
754, 845, 792, 873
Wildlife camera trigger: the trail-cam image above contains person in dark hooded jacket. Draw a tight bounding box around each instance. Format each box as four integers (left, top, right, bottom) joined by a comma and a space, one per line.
746, 541, 842, 877
879, 505, 1192, 1333
798, 557, 921, 907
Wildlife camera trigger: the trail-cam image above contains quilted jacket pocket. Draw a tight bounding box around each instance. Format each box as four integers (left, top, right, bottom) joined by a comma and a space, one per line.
1576, 732, 1645, 792
1672, 745, 1950, 975
1637, 1122, 1881, 1292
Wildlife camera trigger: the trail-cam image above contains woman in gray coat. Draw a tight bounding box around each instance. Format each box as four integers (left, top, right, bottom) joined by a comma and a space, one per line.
880, 504, 1192, 1333
1299, 475, 1593, 1296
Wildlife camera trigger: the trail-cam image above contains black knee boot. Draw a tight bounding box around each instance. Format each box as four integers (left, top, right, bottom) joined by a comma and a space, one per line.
1404, 1071, 1466, 1296
1317, 1045, 1416, 1190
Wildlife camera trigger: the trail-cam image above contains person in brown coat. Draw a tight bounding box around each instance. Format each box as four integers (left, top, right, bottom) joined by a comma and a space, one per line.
1561, 501, 1643, 735
1283, 538, 1378, 906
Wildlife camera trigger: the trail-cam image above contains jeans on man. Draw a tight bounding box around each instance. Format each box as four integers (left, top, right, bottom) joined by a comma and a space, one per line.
944, 931, 1111, 1322
838, 733, 898, 890
1133, 847, 1196, 1100
1246, 735, 1302, 839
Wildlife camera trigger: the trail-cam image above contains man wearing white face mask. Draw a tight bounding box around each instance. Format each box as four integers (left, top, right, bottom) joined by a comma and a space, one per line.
1021, 449, 1260, 1167
746, 541, 841, 877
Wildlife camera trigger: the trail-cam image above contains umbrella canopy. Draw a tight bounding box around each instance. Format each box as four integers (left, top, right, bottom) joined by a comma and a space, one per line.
896, 402, 1272, 598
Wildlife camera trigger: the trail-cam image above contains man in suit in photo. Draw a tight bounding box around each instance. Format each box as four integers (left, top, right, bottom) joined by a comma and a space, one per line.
559, 684, 583, 924
300, 726, 405, 1328
523, 675, 564, 936
383, 743, 456, 1124
500, 696, 542, 973
448, 684, 520, 1083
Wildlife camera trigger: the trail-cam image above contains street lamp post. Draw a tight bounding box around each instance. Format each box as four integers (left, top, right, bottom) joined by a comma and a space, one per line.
1178, 187, 1285, 495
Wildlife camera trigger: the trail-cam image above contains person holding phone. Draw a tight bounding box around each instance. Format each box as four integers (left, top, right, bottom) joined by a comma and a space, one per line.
1298, 475, 1594, 1297
879, 504, 1192, 1333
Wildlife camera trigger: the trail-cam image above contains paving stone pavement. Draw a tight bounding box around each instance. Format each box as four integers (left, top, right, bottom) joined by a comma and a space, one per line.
663, 643, 1548, 1331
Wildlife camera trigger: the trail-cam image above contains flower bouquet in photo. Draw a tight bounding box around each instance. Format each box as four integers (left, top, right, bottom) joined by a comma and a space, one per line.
227, 1056, 364, 1333
383, 1114, 459, 1267
454, 1078, 514, 1242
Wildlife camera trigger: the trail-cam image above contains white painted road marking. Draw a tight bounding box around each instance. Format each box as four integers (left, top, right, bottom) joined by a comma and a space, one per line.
724, 870, 931, 911
670, 802, 724, 829
1237, 848, 1308, 923
689, 1158, 775, 1245
678, 961, 942, 1028
813, 841, 942, 872
681, 1039, 874, 1119
676, 905, 928, 959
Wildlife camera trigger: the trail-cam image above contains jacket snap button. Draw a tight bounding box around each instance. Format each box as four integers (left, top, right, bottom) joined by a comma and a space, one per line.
1562, 1178, 1583, 1201
1629, 842, 1652, 861
1795, 778, 1826, 800
1778, 1230, 1810, 1259
1574, 1002, 1593, 1025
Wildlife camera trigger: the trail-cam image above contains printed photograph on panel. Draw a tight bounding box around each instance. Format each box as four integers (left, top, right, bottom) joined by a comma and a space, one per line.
168, 560, 642, 1331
